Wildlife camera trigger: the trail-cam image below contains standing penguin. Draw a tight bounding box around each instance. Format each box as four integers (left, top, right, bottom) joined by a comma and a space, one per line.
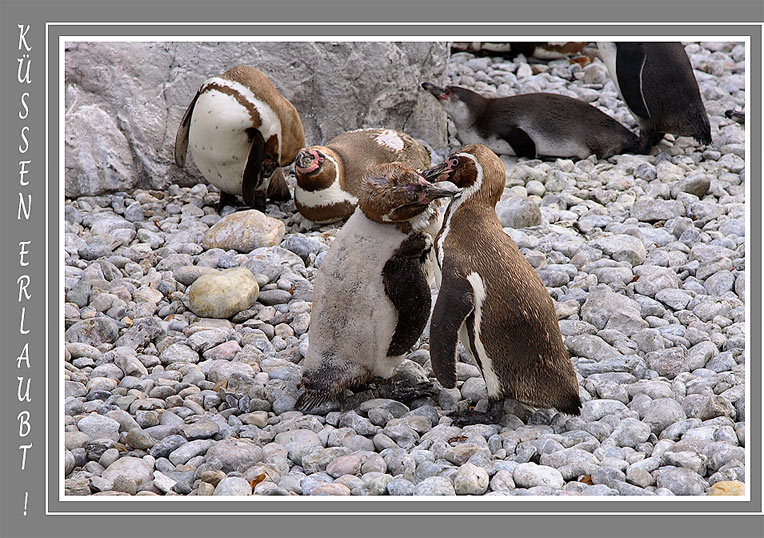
423, 144, 581, 425
597, 42, 712, 151
296, 163, 460, 412
293, 128, 431, 224
175, 65, 305, 209
422, 82, 641, 160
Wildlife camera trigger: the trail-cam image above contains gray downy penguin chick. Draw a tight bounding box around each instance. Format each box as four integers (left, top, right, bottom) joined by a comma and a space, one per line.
422, 82, 641, 160
597, 42, 712, 151
423, 144, 581, 425
296, 163, 460, 412
293, 128, 431, 224
175, 65, 305, 209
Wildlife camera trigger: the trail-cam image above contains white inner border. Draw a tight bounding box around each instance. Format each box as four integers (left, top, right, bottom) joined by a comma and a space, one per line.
49, 26, 754, 515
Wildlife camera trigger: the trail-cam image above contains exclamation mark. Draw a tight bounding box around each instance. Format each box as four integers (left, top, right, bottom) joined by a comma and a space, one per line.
23, 492, 28, 516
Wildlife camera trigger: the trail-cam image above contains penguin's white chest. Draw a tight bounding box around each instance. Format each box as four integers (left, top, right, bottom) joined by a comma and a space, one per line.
188, 85, 282, 196
523, 124, 593, 160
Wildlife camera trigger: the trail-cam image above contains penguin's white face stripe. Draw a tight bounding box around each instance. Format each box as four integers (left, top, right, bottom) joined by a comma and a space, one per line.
435, 152, 484, 268
465, 271, 503, 399
202, 76, 282, 156
295, 154, 357, 207
453, 152, 484, 199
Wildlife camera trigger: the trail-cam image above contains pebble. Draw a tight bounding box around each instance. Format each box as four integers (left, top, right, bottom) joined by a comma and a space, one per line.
77, 414, 121, 441
203, 210, 286, 252
213, 477, 253, 496
187, 267, 260, 319
415, 476, 456, 496
454, 463, 490, 495
513, 463, 564, 489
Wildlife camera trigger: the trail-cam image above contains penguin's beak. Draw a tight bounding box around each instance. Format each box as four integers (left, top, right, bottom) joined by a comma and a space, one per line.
294, 149, 321, 173
418, 181, 461, 203
421, 81, 448, 100
421, 159, 456, 183
294, 150, 313, 169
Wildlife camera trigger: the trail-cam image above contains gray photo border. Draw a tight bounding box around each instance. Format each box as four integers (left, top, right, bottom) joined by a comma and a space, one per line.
0, 1, 762, 537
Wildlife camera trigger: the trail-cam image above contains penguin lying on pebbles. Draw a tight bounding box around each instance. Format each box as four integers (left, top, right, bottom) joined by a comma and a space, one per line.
293, 128, 431, 224
452, 42, 588, 60
597, 42, 712, 151
175, 65, 305, 209
296, 163, 460, 412
423, 144, 581, 425
422, 82, 641, 160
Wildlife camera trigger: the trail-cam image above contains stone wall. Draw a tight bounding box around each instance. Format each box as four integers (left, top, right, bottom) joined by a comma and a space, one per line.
64, 41, 450, 198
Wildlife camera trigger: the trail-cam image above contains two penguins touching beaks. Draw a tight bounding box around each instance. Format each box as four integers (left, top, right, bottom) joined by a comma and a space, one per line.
298, 144, 581, 426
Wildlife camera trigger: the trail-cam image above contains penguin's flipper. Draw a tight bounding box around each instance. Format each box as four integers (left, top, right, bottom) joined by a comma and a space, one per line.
495, 125, 537, 159
429, 271, 475, 389
174, 89, 200, 168
615, 43, 651, 120
241, 129, 266, 207
383, 232, 433, 357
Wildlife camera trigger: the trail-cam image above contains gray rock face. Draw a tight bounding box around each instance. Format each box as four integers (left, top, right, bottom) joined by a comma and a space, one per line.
65, 106, 137, 198
65, 42, 449, 196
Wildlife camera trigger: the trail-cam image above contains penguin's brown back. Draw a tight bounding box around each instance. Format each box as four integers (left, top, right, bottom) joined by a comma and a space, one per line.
326, 129, 431, 194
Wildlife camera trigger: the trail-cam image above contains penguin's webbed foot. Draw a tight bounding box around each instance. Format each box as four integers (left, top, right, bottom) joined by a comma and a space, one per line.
447, 400, 503, 426
375, 380, 439, 402
251, 194, 268, 212
217, 191, 239, 213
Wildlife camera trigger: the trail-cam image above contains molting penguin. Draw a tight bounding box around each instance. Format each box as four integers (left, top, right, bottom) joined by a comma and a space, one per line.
423, 144, 581, 425
175, 65, 305, 209
597, 42, 712, 151
422, 82, 641, 160
293, 128, 432, 224
296, 163, 460, 412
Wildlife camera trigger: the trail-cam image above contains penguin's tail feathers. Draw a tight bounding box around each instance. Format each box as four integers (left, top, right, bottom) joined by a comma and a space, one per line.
693, 122, 713, 146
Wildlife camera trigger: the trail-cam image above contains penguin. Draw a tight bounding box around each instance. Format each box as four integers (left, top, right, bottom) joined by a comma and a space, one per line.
174, 65, 305, 209
596, 42, 712, 151
421, 82, 641, 160
293, 128, 431, 224
296, 163, 460, 412
423, 144, 581, 425
451, 42, 588, 60
725, 109, 745, 125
